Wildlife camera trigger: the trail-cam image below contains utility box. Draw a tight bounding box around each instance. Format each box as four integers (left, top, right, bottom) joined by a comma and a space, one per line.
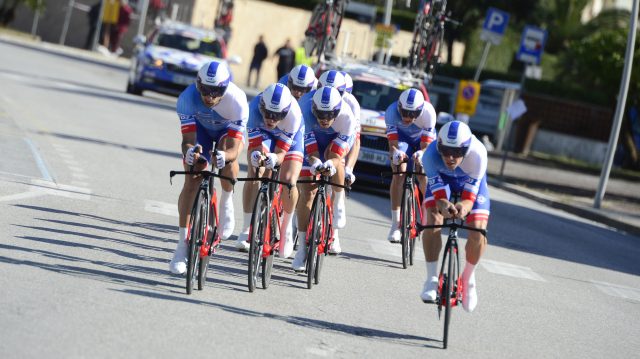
467, 80, 520, 148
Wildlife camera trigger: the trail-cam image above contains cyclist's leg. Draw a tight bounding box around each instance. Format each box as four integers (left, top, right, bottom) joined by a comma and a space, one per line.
238, 130, 270, 250
389, 141, 409, 242
278, 134, 303, 258
217, 132, 244, 239
419, 183, 446, 301
461, 176, 490, 312
172, 128, 211, 274
292, 152, 321, 270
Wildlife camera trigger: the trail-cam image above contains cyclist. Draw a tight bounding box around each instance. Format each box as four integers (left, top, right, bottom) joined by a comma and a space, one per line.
307, 70, 350, 254
385, 88, 436, 243
235, 83, 304, 258
293, 86, 355, 269
169, 60, 248, 275
277, 64, 317, 101
420, 120, 490, 313
338, 71, 361, 187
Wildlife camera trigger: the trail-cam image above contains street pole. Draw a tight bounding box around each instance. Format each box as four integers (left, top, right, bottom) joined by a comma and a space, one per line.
91, 0, 107, 51
30, 1, 41, 38
59, 0, 75, 45
136, 0, 149, 38
473, 42, 491, 81
594, 0, 639, 209
378, 0, 393, 64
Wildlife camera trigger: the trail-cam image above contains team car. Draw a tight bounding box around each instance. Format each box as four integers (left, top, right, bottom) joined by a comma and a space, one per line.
126, 21, 240, 96
319, 59, 430, 185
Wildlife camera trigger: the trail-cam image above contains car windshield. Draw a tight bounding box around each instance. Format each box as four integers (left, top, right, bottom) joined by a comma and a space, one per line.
154, 33, 223, 58
351, 80, 403, 111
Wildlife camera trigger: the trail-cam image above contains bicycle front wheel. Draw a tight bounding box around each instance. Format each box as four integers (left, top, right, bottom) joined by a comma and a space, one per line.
197, 194, 214, 290
409, 184, 421, 266
306, 193, 323, 289
314, 197, 329, 285
248, 192, 268, 292
443, 245, 455, 349
186, 189, 207, 295
400, 183, 412, 269
261, 207, 278, 289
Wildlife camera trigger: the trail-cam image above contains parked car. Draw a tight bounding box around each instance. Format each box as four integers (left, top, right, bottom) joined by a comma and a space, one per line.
126, 21, 241, 96
319, 59, 429, 185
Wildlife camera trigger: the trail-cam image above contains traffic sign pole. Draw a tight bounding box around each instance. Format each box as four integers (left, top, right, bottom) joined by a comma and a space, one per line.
474, 42, 491, 81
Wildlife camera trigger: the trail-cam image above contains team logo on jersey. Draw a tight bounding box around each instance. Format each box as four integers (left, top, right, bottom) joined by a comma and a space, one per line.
428, 177, 443, 186
387, 125, 397, 132
476, 195, 486, 204
304, 133, 313, 141
466, 177, 478, 186
248, 128, 261, 135
337, 134, 350, 143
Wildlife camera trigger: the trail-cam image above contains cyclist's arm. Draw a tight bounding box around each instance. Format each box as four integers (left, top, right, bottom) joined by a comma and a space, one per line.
345, 135, 360, 168
181, 132, 197, 157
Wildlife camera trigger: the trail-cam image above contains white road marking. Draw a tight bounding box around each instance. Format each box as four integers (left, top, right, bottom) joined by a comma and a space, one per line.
24, 137, 53, 182
481, 259, 546, 281
0, 180, 92, 202
68, 166, 84, 173
72, 172, 89, 179
58, 152, 74, 159
64, 159, 80, 166
70, 181, 89, 187
592, 281, 640, 302
145, 200, 178, 217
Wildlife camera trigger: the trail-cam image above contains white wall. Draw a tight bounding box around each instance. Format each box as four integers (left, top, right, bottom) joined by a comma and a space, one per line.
531, 129, 608, 165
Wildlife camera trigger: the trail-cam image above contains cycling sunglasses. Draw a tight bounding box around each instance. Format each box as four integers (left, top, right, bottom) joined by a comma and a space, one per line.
289, 84, 313, 94
197, 82, 227, 98
262, 108, 288, 121
313, 108, 340, 121
399, 108, 422, 119
437, 143, 469, 158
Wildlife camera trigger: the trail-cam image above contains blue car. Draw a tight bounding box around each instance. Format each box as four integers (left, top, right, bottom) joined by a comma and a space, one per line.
126, 21, 241, 96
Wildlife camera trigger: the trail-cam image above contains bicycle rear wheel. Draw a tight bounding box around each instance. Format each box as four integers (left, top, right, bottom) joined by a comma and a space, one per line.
248, 192, 268, 292
306, 193, 322, 289
409, 184, 421, 266
261, 208, 278, 289
442, 245, 454, 349
186, 189, 206, 295
314, 197, 329, 285
197, 193, 215, 290
400, 183, 412, 269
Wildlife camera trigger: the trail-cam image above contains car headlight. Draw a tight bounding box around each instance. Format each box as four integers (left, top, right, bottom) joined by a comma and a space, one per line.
143, 55, 163, 68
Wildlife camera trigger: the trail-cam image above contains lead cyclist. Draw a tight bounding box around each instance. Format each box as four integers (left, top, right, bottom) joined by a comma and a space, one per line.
169, 61, 248, 275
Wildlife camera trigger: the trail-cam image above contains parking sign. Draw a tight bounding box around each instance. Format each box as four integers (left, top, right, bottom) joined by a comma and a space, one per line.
480, 8, 510, 45
516, 26, 547, 65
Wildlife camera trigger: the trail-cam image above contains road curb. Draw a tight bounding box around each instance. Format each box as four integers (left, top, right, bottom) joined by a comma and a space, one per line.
0, 35, 129, 71
488, 177, 640, 237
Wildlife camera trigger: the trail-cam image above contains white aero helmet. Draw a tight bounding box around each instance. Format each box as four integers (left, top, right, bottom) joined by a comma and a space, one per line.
398, 88, 425, 118
437, 120, 473, 157
197, 61, 230, 97
318, 70, 347, 95
259, 83, 292, 121
312, 86, 342, 120
287, 65, 317, 93
340, 71, 353, 94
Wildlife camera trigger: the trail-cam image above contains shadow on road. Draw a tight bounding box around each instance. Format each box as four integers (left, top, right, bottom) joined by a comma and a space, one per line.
116, 288, 441, 348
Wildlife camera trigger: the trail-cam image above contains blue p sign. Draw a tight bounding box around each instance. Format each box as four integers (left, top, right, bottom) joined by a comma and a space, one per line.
481, 8, 510, 45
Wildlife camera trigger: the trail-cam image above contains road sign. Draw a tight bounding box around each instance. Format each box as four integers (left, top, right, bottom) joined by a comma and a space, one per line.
480, 8, 510, 45
375, 23, 395, 47
454, 80, 481, 116
516, 25, 547, 65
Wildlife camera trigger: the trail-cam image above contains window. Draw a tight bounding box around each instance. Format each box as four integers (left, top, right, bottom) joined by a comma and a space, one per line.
155, 33, 223, 58
351, 80, 402, 112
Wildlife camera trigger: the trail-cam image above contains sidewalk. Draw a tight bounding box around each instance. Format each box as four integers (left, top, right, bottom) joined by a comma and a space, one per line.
2, 30, 639, 237
487, 152, 640, 237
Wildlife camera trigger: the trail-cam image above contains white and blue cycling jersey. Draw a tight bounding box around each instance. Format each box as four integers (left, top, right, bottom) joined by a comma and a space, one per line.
384, 100, 437, 153
299, 89, 356, 176
422, 135, 490, 223
177, 82, 248, 162
247, 93, 304, 163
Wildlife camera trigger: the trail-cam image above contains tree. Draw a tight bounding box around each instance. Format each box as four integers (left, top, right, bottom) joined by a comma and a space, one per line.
0, 0, 43, 27
559, 10, 640, 169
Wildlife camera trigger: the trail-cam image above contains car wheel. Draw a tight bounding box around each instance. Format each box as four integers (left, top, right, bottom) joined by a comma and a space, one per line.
126, 81, 142, 95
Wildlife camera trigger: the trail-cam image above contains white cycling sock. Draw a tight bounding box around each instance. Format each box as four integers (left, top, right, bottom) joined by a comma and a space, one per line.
242, 212, 252, 231
334, 189, 345, 205
297, 230, 306, 243
220, 188, 233, 206
179, 227, 187, 241
462, 262, 476, 282
426, 260, 438, 279
391, 209, 400, 226
281, 210, 293, 235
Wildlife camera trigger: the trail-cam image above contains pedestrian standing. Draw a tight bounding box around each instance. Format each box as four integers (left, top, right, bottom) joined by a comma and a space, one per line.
101, 0, 120, 49
247, 35, 268, 88
274, 38, 295, 80
110, 0, 132, 55
84, 2, 101, 50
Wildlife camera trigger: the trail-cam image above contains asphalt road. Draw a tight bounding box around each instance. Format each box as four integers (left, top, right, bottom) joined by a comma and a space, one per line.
1, 41, 639, 358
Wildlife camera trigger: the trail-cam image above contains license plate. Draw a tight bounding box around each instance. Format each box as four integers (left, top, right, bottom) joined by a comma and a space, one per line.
173, 74, 195, 86
358, 150, 388, 165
